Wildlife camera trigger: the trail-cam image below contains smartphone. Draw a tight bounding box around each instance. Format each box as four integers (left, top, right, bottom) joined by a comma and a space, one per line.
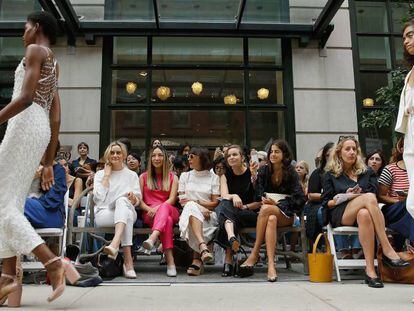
396, 190, 408, 197
251, 150, 259, 164
351, 184, 359, 191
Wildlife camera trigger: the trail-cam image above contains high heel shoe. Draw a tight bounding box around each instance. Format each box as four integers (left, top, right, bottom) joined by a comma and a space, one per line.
45, 257, 81, 303
228, 236, 240, 253
382, 255, 410, 269
123, 264, 137, 279
222, 263, 233, 277
103, 245, 119, 260
0, 274, 20, 307
364, 273, 384, 288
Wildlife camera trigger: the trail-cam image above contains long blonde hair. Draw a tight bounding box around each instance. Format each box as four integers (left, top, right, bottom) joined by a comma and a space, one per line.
296, 160, 309, 189
103, 141, 127, 163
325, 137, 367, 177
146, 147, 171, 191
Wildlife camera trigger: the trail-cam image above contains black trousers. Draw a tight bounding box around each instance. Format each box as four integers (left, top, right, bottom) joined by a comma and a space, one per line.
214, 199, 258, 249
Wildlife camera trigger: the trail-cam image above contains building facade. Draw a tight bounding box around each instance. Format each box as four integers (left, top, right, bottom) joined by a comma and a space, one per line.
0, 1, 410, 166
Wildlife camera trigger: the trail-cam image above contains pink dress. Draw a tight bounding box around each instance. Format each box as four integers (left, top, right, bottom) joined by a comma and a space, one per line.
141, 172, 179, 250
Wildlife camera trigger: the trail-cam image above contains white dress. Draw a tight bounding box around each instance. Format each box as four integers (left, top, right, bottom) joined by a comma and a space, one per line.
0, 47, 57, 258
178, 170, 220, 252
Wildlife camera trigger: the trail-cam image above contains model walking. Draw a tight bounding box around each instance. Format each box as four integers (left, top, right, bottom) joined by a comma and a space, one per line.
0, 11, 79, 306
396, 20, 414, 219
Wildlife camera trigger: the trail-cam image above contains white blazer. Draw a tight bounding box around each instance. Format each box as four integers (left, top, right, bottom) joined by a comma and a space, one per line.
395, 67, 414, 134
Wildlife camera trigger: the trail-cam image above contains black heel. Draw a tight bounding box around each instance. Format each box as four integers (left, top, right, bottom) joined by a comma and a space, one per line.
222, 263, 233, 277
364, 273, 384, 288
382, 255, 410, 269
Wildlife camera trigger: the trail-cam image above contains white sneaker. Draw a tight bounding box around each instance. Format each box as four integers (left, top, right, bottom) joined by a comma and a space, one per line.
166, 265, 177, 277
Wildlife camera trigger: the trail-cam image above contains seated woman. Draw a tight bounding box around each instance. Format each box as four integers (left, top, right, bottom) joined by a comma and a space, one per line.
139, 146, 179, 277
241, 140, 306, 282
295, 160, 309, 196
93, 141, 141, 279
24, 162, 67, 229
322, 136, 409, 288
127, 152, 142, 175
70, 142, 97, 183
366, 149, 386, 177
379, 137, 414, 247
178, 147, 220, 276
215, 145, 261, 277
212, 155, 227, 177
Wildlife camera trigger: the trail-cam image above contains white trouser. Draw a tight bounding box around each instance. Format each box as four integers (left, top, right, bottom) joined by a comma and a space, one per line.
404, 114, 414, 218
95, 197, 137, 246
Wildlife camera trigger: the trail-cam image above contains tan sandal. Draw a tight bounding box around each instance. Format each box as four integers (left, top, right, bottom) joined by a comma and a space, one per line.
187, 260, 204, 276
199, 242, 213, 264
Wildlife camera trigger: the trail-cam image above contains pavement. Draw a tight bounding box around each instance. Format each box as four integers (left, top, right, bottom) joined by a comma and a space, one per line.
6, 257, 414, 311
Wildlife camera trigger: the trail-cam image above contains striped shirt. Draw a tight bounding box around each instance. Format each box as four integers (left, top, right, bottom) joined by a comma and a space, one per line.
378, 163, 409, 198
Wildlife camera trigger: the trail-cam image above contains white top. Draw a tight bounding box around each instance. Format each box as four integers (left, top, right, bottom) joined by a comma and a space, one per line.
405, 83, 414, 115
93, 167, 141, 209
178, 169, 220, 201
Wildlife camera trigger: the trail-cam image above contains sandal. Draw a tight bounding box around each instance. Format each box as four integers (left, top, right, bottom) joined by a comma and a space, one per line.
187, 260, 204, 276
0, 273, 21, 307
199, 242, 213, 264
44, 257, 81, 303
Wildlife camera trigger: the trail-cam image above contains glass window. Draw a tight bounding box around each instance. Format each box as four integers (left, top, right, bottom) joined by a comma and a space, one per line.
151, 70, 244, 105
394, 36, 405, 67
249, 110, 285, 149
0, 37, 25, 67
151, 109, 246, 149
243, 0, 289, 23
358, 36, 391, 69
110, 110, 146, 151
361, 112, 393, 160
355, 2, 388, 33
73, 0, 154, 21
0, 0, 40, 21
113, 37, 147, 65
152, 37, 243, 65
249, 71, 283, 105
157, 0, 240, 23
360, 72, 390, 103
391, 2, 412, 33
111, 70, 147, 104
248, 38, 282, 66
0, 70, 14, 106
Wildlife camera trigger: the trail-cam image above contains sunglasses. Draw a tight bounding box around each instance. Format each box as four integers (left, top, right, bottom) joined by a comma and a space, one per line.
337, 135, 356, 144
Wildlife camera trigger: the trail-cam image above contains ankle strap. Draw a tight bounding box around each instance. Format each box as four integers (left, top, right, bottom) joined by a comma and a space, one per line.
1, 273, 15, 280
44, 257, 60, 267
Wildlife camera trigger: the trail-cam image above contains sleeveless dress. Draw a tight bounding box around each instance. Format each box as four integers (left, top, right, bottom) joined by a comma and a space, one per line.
0, 46, 58, 258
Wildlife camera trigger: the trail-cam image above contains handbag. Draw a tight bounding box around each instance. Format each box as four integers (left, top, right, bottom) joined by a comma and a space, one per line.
265, 192, 290, 203
308, 233, 333, 282
173, 238, 193, 268
378, 247, 414, 283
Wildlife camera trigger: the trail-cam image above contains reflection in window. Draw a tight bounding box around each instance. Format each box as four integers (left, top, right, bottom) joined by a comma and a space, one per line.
394, 36, 405, 67
360, 72, 390, 104
0, 0, 40, 21
152, 110, 245, 148
152, 37, 243, 65
113, 37, 147, 65
151, 70, 244, 104
249, 110, 285, 150
355, 2, 388, 33
358, 36, 391, 69
249, 38, 282, 66
110, 110, 146, 150
391, 2, 412, 33
243, 0, 289, 23
0, 38, 25, 66
112, 70, 147, 104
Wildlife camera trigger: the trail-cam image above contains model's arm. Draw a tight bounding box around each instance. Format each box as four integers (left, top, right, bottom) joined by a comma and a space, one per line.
0, 44, 44, 125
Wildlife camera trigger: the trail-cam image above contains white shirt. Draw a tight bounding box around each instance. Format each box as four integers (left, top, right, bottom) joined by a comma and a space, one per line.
93, 167, 141, 209
405, 84, 414, 115
178, 169, 220, 201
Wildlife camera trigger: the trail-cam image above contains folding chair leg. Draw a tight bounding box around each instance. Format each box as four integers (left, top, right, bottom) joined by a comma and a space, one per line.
300, 231, 309, 274
327, 225, 341, 282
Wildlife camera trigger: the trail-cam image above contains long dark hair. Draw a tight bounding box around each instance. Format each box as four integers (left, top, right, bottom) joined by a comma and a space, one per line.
390, 137, 404, 164
320, 142, 334, 171
267, 139, 295, 185
365, 149, 386, 176
403, 20, 414, 68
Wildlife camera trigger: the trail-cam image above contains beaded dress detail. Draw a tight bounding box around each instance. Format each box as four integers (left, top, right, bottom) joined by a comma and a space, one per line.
0, 46, 58, 258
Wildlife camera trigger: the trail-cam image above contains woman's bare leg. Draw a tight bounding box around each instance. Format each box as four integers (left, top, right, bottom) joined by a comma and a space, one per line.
341, 193, 399, 260
123, 246, 134, 270
355, 209, 377, 277
265, 216, 277, 279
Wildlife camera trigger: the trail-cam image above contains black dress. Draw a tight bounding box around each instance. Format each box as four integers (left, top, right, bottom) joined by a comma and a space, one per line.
215, 168, 259, 248
255, 165, 306, 217
321, 168, 378, 228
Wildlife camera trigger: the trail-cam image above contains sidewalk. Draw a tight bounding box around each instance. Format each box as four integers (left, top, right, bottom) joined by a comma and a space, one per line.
9, 281, 414, 311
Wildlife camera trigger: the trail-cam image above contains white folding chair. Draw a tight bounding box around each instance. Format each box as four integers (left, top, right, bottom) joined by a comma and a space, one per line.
22, 191, 69, 271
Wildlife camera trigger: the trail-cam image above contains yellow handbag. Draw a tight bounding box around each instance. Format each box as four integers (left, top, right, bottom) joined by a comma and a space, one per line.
308, 233, 333, 282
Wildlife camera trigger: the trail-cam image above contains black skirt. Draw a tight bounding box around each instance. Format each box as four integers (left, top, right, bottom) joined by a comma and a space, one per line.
214, 199, 258, 249
328, 201, 348, 228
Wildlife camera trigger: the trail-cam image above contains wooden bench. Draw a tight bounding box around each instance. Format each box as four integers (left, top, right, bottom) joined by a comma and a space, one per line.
67, 188, 308, 273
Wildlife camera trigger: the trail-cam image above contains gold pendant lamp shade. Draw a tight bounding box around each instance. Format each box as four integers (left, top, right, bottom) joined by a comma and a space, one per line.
157, 86, 171, 101
191, 81, 203, 95
257, 88, 269, 100
224, 94, 237, 105
126, 81, 137, 95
